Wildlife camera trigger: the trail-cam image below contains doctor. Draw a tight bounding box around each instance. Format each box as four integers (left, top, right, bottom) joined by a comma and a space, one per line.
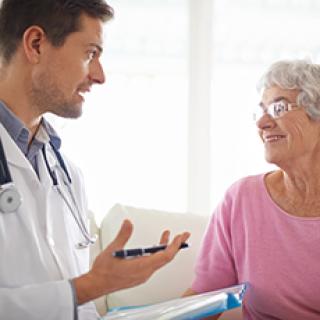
0, 1, 190, 319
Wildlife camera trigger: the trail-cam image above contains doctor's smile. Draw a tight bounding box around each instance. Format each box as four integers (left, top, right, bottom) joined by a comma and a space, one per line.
77, 86, 92, 103
0, 1, 190, 319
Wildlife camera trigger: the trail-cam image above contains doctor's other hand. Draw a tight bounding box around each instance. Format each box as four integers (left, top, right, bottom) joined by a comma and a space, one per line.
74, 219, 190, 305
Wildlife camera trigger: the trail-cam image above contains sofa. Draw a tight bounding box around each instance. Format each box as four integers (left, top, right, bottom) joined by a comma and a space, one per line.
90, 204, 242, 319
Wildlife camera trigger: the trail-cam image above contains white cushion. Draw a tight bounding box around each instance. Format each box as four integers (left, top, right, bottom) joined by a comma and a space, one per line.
89, 213, 108, 315
100, 204, 208, 309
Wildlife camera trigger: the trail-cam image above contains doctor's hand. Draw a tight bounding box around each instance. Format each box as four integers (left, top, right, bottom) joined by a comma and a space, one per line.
73, 219, 190, 305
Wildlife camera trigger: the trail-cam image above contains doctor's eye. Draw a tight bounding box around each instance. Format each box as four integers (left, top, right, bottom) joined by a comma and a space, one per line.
86, 50, 98, 62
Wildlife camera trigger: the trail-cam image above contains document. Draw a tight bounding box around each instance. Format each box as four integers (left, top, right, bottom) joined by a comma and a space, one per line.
101, 283, 247, 320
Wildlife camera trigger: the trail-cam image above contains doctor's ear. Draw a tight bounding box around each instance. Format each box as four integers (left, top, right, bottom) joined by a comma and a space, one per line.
22, 26, 47, 64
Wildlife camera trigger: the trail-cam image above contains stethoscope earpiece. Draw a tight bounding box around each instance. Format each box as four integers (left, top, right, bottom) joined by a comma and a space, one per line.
76, 234, 98, 249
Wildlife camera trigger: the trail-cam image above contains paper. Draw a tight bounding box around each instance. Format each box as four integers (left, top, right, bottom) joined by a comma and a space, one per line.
101, 283, 247, 320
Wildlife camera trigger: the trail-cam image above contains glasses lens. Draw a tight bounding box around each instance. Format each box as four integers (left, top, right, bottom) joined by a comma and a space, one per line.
270, 101, 287, 118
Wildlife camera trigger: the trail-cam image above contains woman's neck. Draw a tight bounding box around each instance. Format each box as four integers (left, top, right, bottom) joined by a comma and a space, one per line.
266, 170, 320, 217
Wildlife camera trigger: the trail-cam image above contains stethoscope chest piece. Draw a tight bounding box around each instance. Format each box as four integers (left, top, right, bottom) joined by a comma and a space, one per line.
0, 135, 22, 213
0, 183, 22, 213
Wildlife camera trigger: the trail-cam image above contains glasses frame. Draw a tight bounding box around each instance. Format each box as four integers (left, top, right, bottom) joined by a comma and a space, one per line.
254, 99, 300, 121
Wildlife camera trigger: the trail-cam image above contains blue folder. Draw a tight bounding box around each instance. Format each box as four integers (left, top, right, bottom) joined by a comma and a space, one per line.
102, 283, 247, 320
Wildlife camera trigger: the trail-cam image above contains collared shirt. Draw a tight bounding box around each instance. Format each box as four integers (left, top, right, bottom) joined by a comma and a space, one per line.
0, 101, 61, 176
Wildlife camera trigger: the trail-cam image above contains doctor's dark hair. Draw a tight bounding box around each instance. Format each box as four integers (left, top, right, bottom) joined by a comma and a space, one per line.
0, 0, 114, 64
257, 59, 320, 121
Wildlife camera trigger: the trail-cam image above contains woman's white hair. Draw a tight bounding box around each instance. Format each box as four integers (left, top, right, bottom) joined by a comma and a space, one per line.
257, 59, 320, 120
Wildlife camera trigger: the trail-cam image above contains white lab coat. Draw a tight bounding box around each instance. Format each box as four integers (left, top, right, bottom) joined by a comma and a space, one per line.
0, 123, 99, 320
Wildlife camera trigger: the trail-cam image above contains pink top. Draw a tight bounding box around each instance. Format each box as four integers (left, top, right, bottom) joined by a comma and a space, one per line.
192, 173, 320, 319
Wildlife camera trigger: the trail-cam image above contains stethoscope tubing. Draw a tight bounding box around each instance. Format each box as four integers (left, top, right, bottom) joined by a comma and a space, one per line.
55, 179, 96, 246
43, 145, 97, 248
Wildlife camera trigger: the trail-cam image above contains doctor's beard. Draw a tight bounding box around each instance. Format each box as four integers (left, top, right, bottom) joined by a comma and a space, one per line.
30, 72, 84, 119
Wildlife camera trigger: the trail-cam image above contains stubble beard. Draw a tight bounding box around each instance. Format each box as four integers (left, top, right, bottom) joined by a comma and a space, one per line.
31, 72, 83, 119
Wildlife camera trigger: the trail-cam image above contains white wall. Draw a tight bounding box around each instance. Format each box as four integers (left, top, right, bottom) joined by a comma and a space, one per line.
54, 0, 320, 223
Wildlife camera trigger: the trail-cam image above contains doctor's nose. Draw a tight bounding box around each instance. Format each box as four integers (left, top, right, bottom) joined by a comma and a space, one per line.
89, 60, 105, 85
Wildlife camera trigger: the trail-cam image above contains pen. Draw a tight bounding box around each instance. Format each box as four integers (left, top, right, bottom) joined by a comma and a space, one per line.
113, 242, 189, 258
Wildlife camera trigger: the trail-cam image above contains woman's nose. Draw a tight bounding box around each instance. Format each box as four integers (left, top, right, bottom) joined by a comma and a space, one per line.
256, 113, 276, 130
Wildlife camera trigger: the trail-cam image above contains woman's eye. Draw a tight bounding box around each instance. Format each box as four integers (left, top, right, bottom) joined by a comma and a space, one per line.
274, 102, 286, 116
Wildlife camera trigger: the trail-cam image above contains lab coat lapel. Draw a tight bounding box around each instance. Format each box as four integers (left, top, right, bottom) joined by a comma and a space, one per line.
0, 123, 34, 171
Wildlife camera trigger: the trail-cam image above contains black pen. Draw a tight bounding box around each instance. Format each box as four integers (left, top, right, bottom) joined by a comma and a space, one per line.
113, 242, 189, 258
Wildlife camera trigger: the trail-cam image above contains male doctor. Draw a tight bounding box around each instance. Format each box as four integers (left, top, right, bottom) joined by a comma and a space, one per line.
0, 0, 190, 319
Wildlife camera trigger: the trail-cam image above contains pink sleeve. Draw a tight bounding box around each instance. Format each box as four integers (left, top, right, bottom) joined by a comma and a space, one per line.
192, 192, 238, 293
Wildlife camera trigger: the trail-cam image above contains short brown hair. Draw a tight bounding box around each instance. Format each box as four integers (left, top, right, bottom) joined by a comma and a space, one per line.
0, 0, 114, 63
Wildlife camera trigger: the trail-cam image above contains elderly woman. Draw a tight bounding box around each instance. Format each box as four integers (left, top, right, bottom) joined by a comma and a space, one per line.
184, 59, 320, 319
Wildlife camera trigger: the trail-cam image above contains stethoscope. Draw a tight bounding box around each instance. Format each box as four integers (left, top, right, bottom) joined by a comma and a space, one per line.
0, 137, 96, 249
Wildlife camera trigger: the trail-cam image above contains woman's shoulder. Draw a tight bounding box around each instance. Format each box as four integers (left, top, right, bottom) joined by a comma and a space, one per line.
214, 173, 266, 211
226, 173, 267, 196
215, 173, 272, 223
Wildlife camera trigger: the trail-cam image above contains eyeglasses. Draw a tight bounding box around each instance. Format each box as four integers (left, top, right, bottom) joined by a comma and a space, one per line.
253, 100, 300, 121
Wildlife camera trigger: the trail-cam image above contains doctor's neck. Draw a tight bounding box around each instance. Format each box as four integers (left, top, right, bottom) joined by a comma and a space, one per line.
0, 58, 44, 140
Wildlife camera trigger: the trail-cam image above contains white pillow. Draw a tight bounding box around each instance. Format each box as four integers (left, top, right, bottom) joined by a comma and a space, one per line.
100, 204, 208, 309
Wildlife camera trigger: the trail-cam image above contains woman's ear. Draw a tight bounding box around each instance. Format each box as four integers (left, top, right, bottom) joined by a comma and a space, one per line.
22, 26, 46, 64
